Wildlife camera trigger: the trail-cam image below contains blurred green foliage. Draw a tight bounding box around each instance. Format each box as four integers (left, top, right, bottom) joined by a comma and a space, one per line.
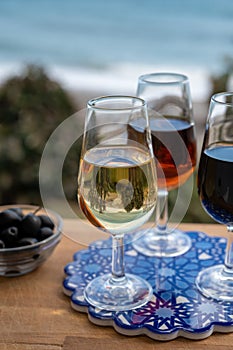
209, 56, 233, 96
0, 64, 78, 205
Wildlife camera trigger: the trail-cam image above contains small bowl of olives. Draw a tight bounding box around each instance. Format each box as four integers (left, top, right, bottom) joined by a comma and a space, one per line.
0, 204, 63, 277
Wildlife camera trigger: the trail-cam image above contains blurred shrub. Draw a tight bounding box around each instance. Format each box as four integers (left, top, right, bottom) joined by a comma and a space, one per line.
0, 64, 78, 205
209, 56, 233, 96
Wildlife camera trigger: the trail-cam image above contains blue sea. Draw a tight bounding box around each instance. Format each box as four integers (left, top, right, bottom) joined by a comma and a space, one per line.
0, 0, 233, 100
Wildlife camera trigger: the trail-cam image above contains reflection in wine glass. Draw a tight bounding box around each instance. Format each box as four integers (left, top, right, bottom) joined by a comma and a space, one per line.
196, 92, 233, 301
77, 95, 157, 311
132, 73, 197, 257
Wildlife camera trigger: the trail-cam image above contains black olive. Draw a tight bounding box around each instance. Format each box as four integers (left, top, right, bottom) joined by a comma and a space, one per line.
38, 214, 55, 230
38, 227, 54, 241
20, 213, 41, 238
0, 210, 21, 229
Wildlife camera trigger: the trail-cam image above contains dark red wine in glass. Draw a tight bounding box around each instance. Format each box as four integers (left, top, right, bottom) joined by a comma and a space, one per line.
196, 92, 233, 302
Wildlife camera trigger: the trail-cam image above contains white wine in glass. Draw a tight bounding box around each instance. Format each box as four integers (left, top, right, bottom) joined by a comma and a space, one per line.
78, 95, 157, 311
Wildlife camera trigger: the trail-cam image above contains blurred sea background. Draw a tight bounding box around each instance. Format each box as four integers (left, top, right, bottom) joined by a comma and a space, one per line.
0, 0, 233, 221
0, 0, 233, 101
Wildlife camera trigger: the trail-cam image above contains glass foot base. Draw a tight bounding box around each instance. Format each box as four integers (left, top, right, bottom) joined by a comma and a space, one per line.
84, 273, 153, 311
132, 228, 192, 257
196, 264, 233, 302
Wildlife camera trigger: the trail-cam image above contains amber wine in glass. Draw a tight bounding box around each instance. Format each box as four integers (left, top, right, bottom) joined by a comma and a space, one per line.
132, 73, 196, 257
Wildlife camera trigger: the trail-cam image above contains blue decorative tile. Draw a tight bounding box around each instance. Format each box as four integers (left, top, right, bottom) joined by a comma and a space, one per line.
63, 231, 233, 340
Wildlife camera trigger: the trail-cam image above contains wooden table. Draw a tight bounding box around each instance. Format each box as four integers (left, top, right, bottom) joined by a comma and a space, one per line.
0, 220, 232, 349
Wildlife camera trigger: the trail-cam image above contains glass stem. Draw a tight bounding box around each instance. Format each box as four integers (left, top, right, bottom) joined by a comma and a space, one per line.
224, 225, 233, 274
111, 234, 126, 283
156, 189, 169, 233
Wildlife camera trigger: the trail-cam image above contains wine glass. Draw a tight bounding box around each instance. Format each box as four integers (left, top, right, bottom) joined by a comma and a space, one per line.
77, 95, 157, 311
196, 92, 233, 302
132, 73, 197, 257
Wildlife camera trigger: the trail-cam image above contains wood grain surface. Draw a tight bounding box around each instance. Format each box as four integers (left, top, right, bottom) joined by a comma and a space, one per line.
0, 220, 232, 349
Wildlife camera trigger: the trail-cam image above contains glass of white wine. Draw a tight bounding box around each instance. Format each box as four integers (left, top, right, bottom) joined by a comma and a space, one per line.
77, 95, 157, 311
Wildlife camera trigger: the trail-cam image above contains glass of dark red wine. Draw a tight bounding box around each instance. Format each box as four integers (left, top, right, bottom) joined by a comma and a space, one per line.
132, 73, 197, 257
196, 92, 233, 301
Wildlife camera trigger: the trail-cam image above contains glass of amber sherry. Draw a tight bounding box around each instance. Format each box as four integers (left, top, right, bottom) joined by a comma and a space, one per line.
132, 73, 196, 257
